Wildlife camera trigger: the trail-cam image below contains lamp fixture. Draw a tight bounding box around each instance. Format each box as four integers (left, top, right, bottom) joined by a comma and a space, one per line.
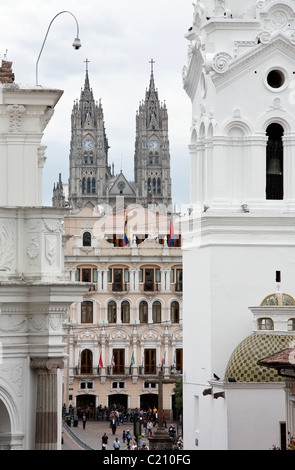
36, 11, 81, 85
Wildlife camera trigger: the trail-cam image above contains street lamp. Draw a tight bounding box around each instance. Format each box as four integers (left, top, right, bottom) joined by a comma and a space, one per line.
36, 10, 82, 85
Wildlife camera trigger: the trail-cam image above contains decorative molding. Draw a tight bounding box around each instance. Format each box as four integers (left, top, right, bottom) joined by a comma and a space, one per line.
6, 104, 25, 132
0, 362, 23, 397
0, 221, 15, 272
39, 106, 55, 132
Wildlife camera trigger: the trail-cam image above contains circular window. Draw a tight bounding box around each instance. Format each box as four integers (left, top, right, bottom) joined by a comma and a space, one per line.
266, 69, 285, 89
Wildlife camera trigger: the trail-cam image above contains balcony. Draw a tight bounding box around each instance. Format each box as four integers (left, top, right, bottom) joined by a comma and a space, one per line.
106, 365, 132, 376
112, 282, 128, 292
143, 282, 159, 292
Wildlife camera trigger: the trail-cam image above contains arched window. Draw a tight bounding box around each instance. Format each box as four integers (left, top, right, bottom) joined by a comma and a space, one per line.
81, 301, 93, 323
266, 123, 284, 200
258, 317, 274, 330
121, 300, 130, 323
82, 177, 86, 194
157, 178, 161, 194
171, 301, 180, 323
147, 178, 151, 194
81, 349, 93, 374
87, 177, 91, 194
152, 301, 161, 323
139, 301, 148, 323
92, 178, 96, 194
83, 231, 91, 247
108, 301, 117, 323
152, 178, 156, 195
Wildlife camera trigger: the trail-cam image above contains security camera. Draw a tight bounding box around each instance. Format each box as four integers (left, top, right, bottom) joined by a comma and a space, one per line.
72, 38, 82, 50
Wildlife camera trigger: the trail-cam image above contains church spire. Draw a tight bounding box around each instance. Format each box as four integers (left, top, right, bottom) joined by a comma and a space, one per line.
146, 58, 158, 100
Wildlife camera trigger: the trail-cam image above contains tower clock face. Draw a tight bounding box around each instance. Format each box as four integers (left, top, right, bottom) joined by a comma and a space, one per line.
83, 138, 94, 151
148, 140, 159, 151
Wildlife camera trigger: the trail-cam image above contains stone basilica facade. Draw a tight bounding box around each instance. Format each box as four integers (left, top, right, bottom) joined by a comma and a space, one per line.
53, 61, 172, 211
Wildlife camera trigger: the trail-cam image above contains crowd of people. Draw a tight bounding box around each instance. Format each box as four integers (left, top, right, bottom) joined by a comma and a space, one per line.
62, 402, 181, 450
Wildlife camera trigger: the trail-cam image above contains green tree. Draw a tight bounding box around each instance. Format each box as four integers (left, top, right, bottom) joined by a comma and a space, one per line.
173, 378, 183, 415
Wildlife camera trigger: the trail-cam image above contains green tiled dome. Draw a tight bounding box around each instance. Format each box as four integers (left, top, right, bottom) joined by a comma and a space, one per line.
224, 333, 294, 382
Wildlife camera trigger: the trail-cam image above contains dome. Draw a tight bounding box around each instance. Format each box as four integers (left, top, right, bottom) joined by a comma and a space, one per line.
260, 292, 295, 306
224, 333, 294, 383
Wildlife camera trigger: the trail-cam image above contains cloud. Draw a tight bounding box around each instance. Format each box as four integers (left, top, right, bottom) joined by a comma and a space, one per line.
0, 0, 193, 206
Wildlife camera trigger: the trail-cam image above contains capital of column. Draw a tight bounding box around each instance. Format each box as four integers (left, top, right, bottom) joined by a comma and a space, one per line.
31, 357, 64, 372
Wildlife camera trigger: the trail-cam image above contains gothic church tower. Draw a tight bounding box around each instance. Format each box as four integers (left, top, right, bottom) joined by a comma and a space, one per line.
57, 60, 172, 210
134, 60, 172, 207
68, 61, 111, 210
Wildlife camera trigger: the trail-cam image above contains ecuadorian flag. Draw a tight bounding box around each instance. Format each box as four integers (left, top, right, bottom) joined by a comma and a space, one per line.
131, 352, 135, 366
169, 213, 174, 247
124, 215, 130, 246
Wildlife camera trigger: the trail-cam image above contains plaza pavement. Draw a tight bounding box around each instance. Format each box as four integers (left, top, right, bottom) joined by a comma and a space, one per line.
62, 417, 179, 451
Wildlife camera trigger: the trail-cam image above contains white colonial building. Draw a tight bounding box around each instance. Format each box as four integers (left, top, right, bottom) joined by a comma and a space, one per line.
182, 0, 295, 450
0, 60, 88, 450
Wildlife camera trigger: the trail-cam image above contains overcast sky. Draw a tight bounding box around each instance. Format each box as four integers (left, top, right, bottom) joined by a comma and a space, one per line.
0, 0, 194, 208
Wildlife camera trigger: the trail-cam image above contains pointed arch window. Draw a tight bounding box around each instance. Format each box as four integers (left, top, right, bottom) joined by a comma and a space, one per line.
157, 178, 161, 194
92, 178, 96, 194
87, 177, 91, 194
82, 177, 86, 194
148, 178, 151, 194
266, 123, 284, 200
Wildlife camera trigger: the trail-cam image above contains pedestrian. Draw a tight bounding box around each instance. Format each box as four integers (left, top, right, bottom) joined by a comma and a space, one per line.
163, 411, 167, 428
131, 441, 137, 450
126, 429, 131, 446
113, 437, 120, 450
147, 421, 153, 437
122, 429, 126, 444
82, 413, 86, 429
101, 432, 108, 450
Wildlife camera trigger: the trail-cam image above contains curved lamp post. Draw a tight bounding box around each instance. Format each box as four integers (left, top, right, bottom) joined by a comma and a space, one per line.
36, 10, 82, 85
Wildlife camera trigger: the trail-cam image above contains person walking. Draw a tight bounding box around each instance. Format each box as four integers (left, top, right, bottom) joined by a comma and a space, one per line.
126, 429, 131, 446
113, 437, 120, 450
101, 432, 108, 450
82, 413, 86, 429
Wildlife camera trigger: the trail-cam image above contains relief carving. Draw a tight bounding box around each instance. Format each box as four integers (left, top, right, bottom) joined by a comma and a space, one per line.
0, 221, 15, 272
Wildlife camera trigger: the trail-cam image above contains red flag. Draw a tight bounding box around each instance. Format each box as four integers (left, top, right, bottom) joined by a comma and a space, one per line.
99, 354, 103, 368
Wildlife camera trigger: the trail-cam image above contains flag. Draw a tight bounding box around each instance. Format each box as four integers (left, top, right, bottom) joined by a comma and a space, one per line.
169, 213, 174, 247
124, 215, 130, 246
161, 351, 166, 366
99, 353, 103, 368
131, 352, 135, 366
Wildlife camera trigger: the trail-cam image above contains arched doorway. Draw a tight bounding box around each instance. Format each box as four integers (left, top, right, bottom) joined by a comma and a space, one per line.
140, 393, 158, 412
108, 394, 128, 411
0, 399, 11, 450
76, 394, 97, 420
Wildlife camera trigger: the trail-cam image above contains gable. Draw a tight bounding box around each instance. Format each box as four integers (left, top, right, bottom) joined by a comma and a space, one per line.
108, 172, 136, 196
210, 33, 295, 91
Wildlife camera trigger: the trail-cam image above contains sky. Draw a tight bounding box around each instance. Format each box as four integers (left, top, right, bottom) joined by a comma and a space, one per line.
0, 0, 194, 208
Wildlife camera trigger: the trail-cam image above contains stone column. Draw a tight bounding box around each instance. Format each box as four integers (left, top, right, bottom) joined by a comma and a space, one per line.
31, 357, 64, 450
